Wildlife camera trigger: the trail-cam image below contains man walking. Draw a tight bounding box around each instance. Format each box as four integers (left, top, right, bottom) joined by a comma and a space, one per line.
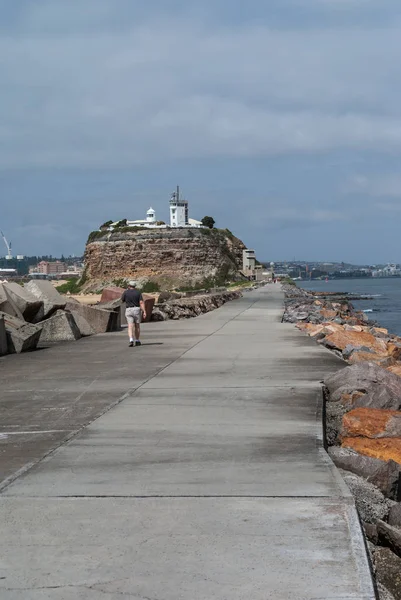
121, 281, 146, 347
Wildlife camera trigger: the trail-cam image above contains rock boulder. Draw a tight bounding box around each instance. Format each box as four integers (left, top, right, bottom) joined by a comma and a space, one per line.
388, 364, 401, 378
39, 310, 81, 343
323, 329, 388, 355
0, 315, 7, 355
374, 548, 401, 600
342, 408, 401, 439
0, 283, 23, 319
142, 294, 155, 323
67, 310, 95, 337
342, 437, 401, 465
26, 280, 66, 320
1, 311, 42, 353
4, 282, 44, 322
348, 350, 394, 367
389, 504, 401, 528
329, 447, 399, 498
340, 470, 391, 523
325, 363, 401, 409
377, 521, 401, 559
99, 286, 125, 303
65, 301, 119, 333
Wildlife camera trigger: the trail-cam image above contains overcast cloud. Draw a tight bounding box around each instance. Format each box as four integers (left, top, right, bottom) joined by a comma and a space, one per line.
1, 0, 401, 262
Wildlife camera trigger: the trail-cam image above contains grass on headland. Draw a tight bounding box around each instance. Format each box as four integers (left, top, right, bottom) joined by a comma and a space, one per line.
227, 280, 255, 289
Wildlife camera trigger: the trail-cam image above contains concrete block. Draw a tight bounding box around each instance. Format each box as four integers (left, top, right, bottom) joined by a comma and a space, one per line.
1, 311, 42, 353
100, 286, 125, 303
97, 298, 122, 310
4, 282, 44, 322
39, 310, 81, 343
142, 294, 155, 323
98, 298, 126, 328
65, 301, 119, 333
0, 283, 24, 320
26, 280, 66, 320
0, 315, 7, 355
68, 310, 95, 337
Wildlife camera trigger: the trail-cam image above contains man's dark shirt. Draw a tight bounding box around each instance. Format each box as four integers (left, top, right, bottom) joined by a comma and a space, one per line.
122, 289, 143, 308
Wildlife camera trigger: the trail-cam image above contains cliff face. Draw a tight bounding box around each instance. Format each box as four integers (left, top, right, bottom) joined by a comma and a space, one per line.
84, 228, 246, 290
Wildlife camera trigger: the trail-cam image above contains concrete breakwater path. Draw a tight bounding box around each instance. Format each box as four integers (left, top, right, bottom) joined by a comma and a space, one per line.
0, 285, 376, 599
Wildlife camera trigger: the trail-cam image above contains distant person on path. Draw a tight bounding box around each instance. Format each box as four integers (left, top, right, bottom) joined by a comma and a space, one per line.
122, 281, 146, 347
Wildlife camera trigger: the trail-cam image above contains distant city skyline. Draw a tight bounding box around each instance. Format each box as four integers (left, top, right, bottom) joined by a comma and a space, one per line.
1, 1, 401, 263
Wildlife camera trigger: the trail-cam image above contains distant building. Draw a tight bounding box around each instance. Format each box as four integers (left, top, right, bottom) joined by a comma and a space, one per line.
243, 249, 256, 272
0, 268, 17, 278
32, 261, 67, 275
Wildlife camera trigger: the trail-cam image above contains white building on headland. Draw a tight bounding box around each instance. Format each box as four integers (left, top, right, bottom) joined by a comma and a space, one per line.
169, 187, 188, 227
110, 187, 203, 230
126, 207, 158, 228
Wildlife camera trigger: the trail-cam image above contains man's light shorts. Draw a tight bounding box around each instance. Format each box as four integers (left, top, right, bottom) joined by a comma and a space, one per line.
125, 307, 142, 324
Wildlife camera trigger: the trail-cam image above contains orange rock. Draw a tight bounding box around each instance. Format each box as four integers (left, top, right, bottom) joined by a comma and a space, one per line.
342, 437, 401, 464
320, 308, 337, 320
340, 391, 366, 407
388, 364, 401, 378
324, 329, 388, 355
342, 407, 401, 438
321, 322, 346, 334
372, 327, 389, 335
349, 352, 394, 367
344, 325, 364, 332
296, 323, 323, 335
387, 343, 401, 360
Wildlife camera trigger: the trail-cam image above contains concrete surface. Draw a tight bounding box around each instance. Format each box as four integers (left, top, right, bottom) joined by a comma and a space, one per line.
0, 285, 376, 599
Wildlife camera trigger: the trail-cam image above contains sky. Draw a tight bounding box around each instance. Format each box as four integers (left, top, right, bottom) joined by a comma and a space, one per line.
1, 0, 401, 263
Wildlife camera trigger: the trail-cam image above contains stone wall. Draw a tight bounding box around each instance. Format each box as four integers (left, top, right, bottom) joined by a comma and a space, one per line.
84, 228, 246, 290
151, 290, 243, 321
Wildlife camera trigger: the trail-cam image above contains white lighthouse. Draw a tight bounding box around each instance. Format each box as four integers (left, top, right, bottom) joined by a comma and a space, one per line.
170, 186, 189, 227
146, 207, 156, 224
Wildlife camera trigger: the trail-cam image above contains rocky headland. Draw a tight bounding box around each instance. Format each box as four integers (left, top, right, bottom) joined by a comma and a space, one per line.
284, 284, 401, 599
84, 227, 246, 291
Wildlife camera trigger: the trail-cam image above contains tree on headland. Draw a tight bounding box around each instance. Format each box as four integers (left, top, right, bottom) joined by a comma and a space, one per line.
201, 216, 215, 229
115, 219, 128, 228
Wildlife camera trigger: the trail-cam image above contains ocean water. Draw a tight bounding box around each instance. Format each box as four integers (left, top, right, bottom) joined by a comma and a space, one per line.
298, 278, 401, 337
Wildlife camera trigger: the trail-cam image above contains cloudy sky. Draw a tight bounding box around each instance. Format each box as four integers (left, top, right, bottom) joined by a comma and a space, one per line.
1, 0, 401, 263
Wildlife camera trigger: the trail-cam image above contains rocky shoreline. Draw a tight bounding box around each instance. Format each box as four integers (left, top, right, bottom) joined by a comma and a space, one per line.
283, 284, 401, 600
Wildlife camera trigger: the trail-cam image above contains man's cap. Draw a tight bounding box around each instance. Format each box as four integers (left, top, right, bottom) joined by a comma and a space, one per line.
128, 280, 137, 287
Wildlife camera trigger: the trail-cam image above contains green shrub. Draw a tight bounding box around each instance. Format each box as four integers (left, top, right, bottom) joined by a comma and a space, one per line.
112, 278, 128, 289
56, 278, 82, 294
114, 226, 148, 234
100, 220, 113, 230
140, 281, 160, 293
201, 216, 215, 229
87, 230, 107, 243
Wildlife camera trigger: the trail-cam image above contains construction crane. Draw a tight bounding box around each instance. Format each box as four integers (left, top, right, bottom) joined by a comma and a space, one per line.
1, 231, 13, 259
0, 232, 24, 260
